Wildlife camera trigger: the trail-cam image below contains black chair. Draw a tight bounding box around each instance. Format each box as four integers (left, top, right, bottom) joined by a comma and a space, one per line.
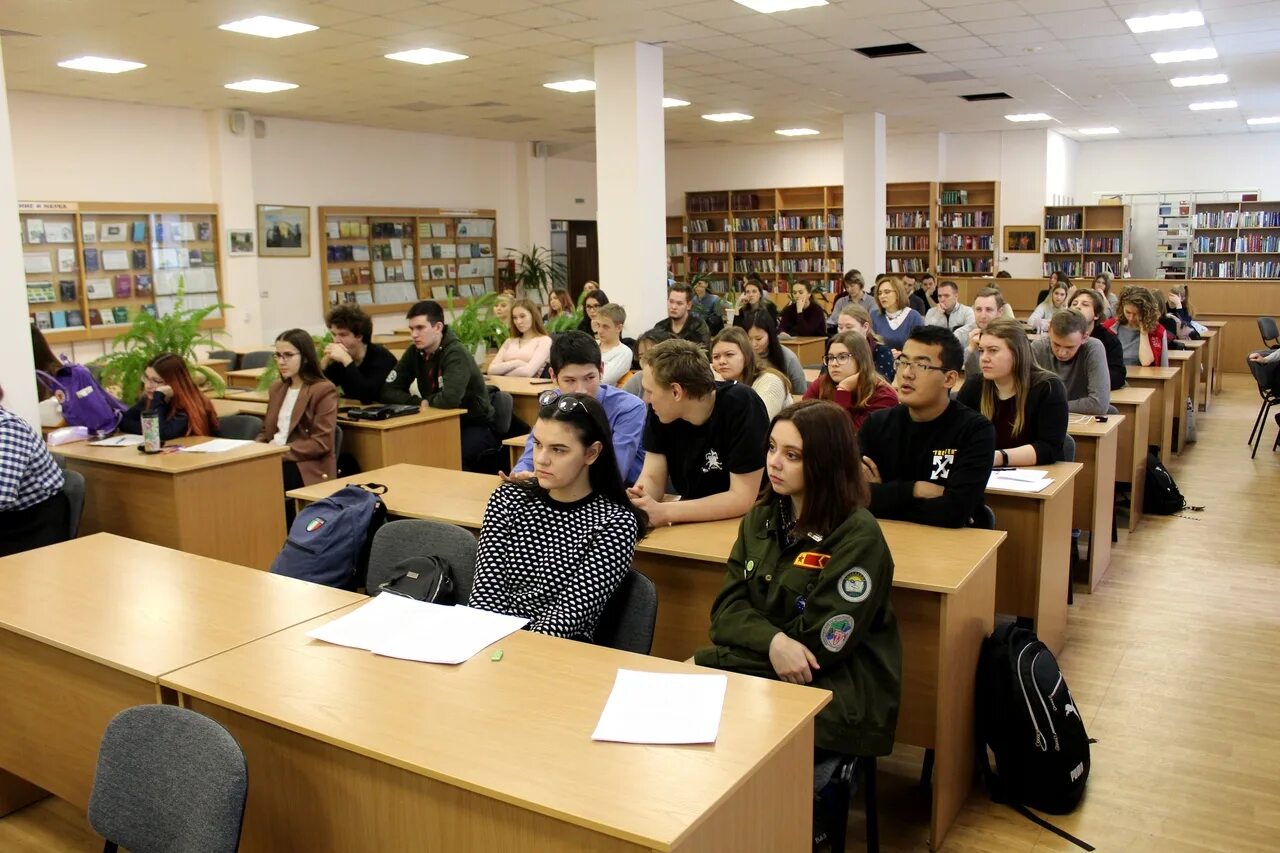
216, 414, 263, 440
593, 569, 658, 654
63, 469, 86, 539
969, 504, 997, 530
822, 756, 880, 853
487, 387, 515, 436
1258, 317, 1280, 350
1248, 358, 1280, 458
207, 349, 240, 370
239, 350, 272, 370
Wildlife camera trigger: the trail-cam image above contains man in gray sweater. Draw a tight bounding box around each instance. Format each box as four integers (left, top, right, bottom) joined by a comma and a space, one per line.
1031, 309, 1112, 415
925, 280, 976, 339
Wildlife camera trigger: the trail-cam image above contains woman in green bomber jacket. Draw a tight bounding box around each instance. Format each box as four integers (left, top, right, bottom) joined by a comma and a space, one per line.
694, 399, 901, 759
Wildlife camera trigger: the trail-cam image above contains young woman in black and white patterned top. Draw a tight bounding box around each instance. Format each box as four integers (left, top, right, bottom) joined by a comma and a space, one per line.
469, 392, 648, 641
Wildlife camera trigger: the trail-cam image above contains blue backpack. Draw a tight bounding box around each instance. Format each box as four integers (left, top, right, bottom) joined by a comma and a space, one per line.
270, 484, 388, 589
36, 358, 126, 435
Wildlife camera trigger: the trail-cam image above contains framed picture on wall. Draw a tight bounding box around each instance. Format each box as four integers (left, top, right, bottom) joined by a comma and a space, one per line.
257, 204, 310, 257
1003, 225, 1041, 253
228, 229, 255, 256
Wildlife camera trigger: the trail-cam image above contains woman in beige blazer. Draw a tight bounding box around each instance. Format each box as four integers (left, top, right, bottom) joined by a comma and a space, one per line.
256, 329, 339, 494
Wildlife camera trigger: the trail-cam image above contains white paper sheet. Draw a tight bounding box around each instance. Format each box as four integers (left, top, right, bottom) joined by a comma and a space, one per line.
180, 438, 255, 453
988, 471, 1055, 493
992, 468, 1049, 482
89, 434, 145, 446
591, 669, 729, 745
307, 593, 424, 650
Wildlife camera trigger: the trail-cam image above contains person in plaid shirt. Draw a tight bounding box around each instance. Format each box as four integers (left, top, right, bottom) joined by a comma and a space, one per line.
1, 384, 69, 557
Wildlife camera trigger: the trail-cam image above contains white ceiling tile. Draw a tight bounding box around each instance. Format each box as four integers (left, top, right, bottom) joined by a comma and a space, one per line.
961, 16, 1042, 35
887, 23, 974, 40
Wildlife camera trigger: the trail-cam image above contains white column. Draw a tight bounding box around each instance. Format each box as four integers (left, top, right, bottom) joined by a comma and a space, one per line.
514, 145, 551, 257
0, 42, 40, 426
207, 110, 264, 348
594, 42, 666, 332
842, 113, 887, 278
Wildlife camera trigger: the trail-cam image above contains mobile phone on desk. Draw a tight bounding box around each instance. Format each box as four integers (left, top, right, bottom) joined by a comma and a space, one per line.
528, 378, 554, 385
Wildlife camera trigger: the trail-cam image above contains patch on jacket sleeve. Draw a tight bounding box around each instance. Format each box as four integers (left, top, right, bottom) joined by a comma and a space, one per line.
386, 369, 397, 383
821, 614, 855, 652
793, 551, 830, 570
837, 568, 872, 603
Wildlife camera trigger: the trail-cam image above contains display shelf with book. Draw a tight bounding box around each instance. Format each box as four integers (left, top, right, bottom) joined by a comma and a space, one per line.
885, 182, 936, 275
665, 215, 685, 281
937, 181, 998, 276
1155, 197, 1192, 280
1039, 204, 1130, 279
318, 206, 498, 315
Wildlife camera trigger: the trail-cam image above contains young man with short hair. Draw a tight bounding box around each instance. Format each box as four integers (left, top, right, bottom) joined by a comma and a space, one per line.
828, 270, 877, 333
322, 305, 397, 403
963, 287, 1006, 378
506, 331, 646, 485
912, 273, 939, 312
628, 339, 768, 525
859, 326, 995, 529
1068, 289, 1126, 391
383, 300, 497, 471
924, 280, 976, 339
1031, 308, 1113, 415
690, 279, 726, 336
592, 303, 634, 387
652, 282, 711, 347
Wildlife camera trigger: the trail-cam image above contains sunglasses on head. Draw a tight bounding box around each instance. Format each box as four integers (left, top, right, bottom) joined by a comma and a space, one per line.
538, 390, 589, 415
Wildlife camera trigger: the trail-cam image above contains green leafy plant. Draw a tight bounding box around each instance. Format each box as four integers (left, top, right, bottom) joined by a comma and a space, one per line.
255, 331, 334, 391
447, 289, 508, 360
94, 284, 230, 401
544, 288, 586, 334
506, 245, 565, 303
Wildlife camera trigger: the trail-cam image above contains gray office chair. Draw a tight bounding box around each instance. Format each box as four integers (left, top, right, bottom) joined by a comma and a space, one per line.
216, 415, 263, 440
62, 469, 86, 539
334, 425, 344, 459
366, 519, 477, 603
970, 504, 997, 530
87, 705, 248, 853
1258, 316, 1279, 350
487, 387, 515, 435
238, 350, 272, 370
207, 350, 239, 370
1063, 432, 1076, 463
594, 569, 658, 655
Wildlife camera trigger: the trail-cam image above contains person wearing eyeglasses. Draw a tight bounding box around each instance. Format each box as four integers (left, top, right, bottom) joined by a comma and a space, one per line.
803, 331, 897, 432
858, 326, 995, 528
504, 332, 646, 486
627, 339, 768, 526
470, 392, 648, 641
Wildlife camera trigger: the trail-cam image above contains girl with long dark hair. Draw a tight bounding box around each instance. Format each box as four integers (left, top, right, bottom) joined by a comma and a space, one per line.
255, 329, 338, 490
740, 309, 806, 393
119, 352, 220, 440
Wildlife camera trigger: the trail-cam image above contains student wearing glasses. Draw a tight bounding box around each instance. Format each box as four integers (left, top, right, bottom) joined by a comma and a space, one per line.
834, 304, 896, 382
858, 325, 995, 528
119, 353, 220, 440
803, 331, 897, 431
470, 392, 648, 641
256, 329, 339, 493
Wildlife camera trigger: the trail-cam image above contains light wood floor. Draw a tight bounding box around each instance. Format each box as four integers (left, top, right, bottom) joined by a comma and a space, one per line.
2, 375, 1277, 852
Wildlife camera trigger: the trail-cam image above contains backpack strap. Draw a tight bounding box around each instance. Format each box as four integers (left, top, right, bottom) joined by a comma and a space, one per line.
360, 483, 389, 495
975, 734, 1095, 851
35, 370, 66, 396
1008, 803, 1095, 851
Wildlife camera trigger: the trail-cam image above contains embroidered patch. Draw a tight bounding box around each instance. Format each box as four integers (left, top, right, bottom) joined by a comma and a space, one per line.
793, 551, 830, 570
744, 559, 755, 577
837, 568, 872, 603
385, 369, 397, 383
305, 518, 325, 533
821, 614, 855, 652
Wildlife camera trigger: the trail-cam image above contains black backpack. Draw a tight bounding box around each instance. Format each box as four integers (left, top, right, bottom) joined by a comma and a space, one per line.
374, 555, 457, 604
1143, 451, 1201, 515
977, 623, 1094, 850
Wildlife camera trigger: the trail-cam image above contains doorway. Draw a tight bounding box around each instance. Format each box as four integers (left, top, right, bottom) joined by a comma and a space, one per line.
550, 220, 599, 302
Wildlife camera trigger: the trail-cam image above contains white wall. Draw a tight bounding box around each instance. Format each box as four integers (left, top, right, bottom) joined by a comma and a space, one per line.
664, 138, 844, 214
546, 157, 598, 221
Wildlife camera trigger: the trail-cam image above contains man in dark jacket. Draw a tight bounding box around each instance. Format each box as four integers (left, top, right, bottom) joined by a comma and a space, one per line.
651, 282, 710, 347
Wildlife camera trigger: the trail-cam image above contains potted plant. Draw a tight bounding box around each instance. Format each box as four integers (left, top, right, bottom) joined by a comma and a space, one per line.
506, 245, 565, 303
448, 289, 508, 363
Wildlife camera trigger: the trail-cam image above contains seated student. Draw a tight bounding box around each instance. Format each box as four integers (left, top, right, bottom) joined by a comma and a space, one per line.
858, 326, 996, 528
0, 383, 70, 557
871, 275, 924, 354
741, 310, 806, 393
1029, 281, 1068, 334
622, 328, 673, 398
690, 279, 726, 336
827, 269, 877, 333
1069, 289, 1126, 391
543, 287, 572, 324
778, 281, 827, 338
652, 282, 711, 347
592, 303, 634, 386
711, 327, 791, 419
470, 393, 647, 641
627, 339, 768, 525
835, 304, 896, 382
488, 298, 552, 377
957, 319, 1068, 466
1104, 287, 1169, 367
911, 272, 939, 313
923, 280, 976, 339
493, 292, 514, 329
256, 330, 339, 498
1154, 287, 1196, 344
506, 331, 646, 485
119, 353, 220, 441
1092, 273, 1119, 319
693, 400, 900, 787
895, 273, 928, 316
383, 300, 498, 471
804, 331, 897, 431
321, 305, 397, 403
1035, 270, 1068, 307
577, 288, 609, 336
733, 277, 779, 328
963, 286, 1008, 378
1168, 285, 1206, 335
1031, 309, 1113, 415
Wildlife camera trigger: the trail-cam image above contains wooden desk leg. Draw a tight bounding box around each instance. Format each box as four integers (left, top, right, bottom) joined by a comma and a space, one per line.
1211, 331, 1224, 395
1074, 432, 1117, 592
509, 445, 523, 471
1127, 404, 1149, 534
987, 487, 1071, 654
0, 770, 47, 818
1173, 369, 1188, 455
1199, 344, 1212, 412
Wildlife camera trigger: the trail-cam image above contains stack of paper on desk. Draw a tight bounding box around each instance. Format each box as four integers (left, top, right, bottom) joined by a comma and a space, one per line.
988, 468, 1054, 493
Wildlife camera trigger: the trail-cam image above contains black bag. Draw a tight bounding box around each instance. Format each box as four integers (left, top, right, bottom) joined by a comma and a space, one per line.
976, 623, 1094, 850
375, 555, 456, 604
1143, 451, 1201, 515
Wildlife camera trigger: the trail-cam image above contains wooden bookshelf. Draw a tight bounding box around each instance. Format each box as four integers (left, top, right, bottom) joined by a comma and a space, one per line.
1040, 204, 1131, 279
936, 181, 998, 276
666, 215, 685, 281
1189, 199, 1280, 279
318, 206, 497, 317
1155, 196, 1191, 280
885, 181, 936, 276
20, 201, 224, 344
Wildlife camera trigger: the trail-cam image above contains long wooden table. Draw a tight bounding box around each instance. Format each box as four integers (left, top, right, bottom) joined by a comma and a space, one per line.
1125, 365, 1181, 463
1109, 388, 1153, 532
1065, 415, 1122, 590
227, 366, 267, 390
0, 535, 362, 816
289, 464, 1004, 849
483, 374, 553, 427
781, 336, 827, 367
1201, 320, 1227, 394
55, 436, 288, 570
212, 397, 268, 418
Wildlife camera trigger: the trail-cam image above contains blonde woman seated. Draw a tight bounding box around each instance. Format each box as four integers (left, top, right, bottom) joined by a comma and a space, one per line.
710, 327, 791, 419
803, 331, 898, 432
488, 298, 552, 377
1028, 281, 1068, 334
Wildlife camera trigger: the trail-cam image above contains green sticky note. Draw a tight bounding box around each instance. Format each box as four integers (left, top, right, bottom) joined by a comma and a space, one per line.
490, 649, 504, 661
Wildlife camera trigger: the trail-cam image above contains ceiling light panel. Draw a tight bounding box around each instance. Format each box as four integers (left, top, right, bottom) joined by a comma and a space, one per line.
218, 16, 317, 38
702, 113, 754, 122
733, 0, 829, 13
1151, 47, 1217, 64
1125, 11, 1204, 34
543, 79, 595, 93
1005, 113, 1052, 122
1188, 100, 1237, 110
385, 48, 468, 66
224, 79, 298, 93
663, 98, 691, 108
1170, 74, 1228, 87
1247, 117, 1280, 126
775, 128, 819, 136
56, 56, 145, 74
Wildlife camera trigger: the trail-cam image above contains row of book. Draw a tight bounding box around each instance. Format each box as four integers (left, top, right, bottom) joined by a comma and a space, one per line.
31, 304, 155, 330
733, 259, 776, 273
939, 235, 991, 250
665, 244, 683, 257
693, 259, 730, 273
1084, 238, 1122, 252
1239, 235, 1280, 252
780, 237, 828, 252
886, 212, 928, 229
1194, 237, 1236, 252
886, 258, 928, 273
1045, 238, 1084, 253
733, 217, 775, 232
939, 211, 994, 227
22, 216, 212, 245
1238, 261, 1280, 278
686, 193, 728, 214
1196, 211, 1239, 228
887, 236, 929, 251
1192, 262, 1238, 278
1239, 211, 1280, 228
1081, 261, 1118, 276
939, 189, 970, 205
688, 219, 729, 233
939, 258, 992, 273
778, 215, 826, 230
1045, 214, 1083, 230
689, 239, 730, 253
779, 259, 839, 273
734, 239, 776, 253
1043, 261, 1082, 277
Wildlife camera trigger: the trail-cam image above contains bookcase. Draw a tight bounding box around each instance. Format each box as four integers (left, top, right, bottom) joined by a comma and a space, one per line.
318, 206, 498, 316
666, 215, 686, 281
20, 201, 224, 345
1155, 197, 1191, 280
1040, 204, 1130, 279
1185, 199, 1280, 279
885, 182, 936, 276
936, 181, 998, 276
683, 185, 844, 295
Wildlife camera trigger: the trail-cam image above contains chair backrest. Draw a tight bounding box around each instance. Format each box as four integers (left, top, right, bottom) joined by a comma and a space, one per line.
488, 387, 514, 435
239, 350, 273, 370
1062, 433, 1076, 463
88, 705, 248, 853
970, 504, 997, 530
334, 424, 344, 459
1249, 358, 1280, 399
63, 469, 86, 538
593, 569, 658, 655
1259, 317, 1279, 347
207, 350, 239, 370
366, 519, 477, 603
216, 414, 264, 440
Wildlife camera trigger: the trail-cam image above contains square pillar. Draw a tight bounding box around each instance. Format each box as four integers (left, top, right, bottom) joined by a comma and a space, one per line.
842, 113, 887, 279
0, 41, 39, 425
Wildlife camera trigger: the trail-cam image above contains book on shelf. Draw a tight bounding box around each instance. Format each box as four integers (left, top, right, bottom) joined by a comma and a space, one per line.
102, 250, 130, 271
23, 252, 52, 274
134, 274, 152, 294
130, 249, 147, 270
26, 281, 55, 303
33, 311, 52, 330
67, 309, 84, 327
188, 249, 203, 266
457, 219, 494, 238
114, 274, 132, 298
46, 222, 75, 243
112, 306, 130, 323
197, 222, 211, 241
131, 221, 147, 242
25, 218, 45, 244
59, 279, 77, 301
88, 309, 104, 326
52, 310, 68, 329
100, 223, 126, 242
86, 278, 112, 300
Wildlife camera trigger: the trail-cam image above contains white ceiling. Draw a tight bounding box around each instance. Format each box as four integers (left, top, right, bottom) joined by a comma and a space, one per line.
2, 0, 1278, 150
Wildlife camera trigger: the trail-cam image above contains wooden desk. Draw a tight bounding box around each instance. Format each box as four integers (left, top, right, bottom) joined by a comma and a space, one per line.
0, 535, 361, 816
55, 436, 288, 570
483, 375, 551, 427
780, 336, 826, 366
371, 333, 413, 347
289, 464, 1003, 849
1201, 320, 1227, 394
505, 434, 528, 470
1125, 366, 1180, 463
1168, 348, 1199, 452
1110, 388, 1153, 533
803, 367, 821, 383
212, 397, 268, 418
227, 366, 266, 390
1066, 416, 1122, 590
197, 358, 230, 382
226, 389, 270, 403
1197, 330, 1217, 410
337, 407, 465, 471
984, 463, 1080, 653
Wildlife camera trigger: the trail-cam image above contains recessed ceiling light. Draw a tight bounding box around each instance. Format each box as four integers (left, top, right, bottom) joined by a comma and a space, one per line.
1125, 10, 1204, 34
1005, 113, 1052, 122
218, 16, 317, 39
224, 79, 298, 93
702, 112, 754, 122
775, 128, 819, 136
1078, 127, 1120, 135
733, 0, 828, 12
385, 48, 469, 66
1247, 116, 1280, 126
543, 79, 595, 93
1151, 47, 1217, 64
663, 97, 691, 108
56, 56, 146, 74
1170, 73, 1228, 87
1188, 100, 1237, 111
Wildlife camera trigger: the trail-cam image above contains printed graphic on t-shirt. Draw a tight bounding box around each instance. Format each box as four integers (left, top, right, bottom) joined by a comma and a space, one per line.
931, 448, 956, 480
701, 448, 722, 473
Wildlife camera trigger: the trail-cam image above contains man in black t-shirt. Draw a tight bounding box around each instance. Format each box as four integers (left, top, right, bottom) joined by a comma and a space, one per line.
628, 339, 767, 525
321, 305, 397, 403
